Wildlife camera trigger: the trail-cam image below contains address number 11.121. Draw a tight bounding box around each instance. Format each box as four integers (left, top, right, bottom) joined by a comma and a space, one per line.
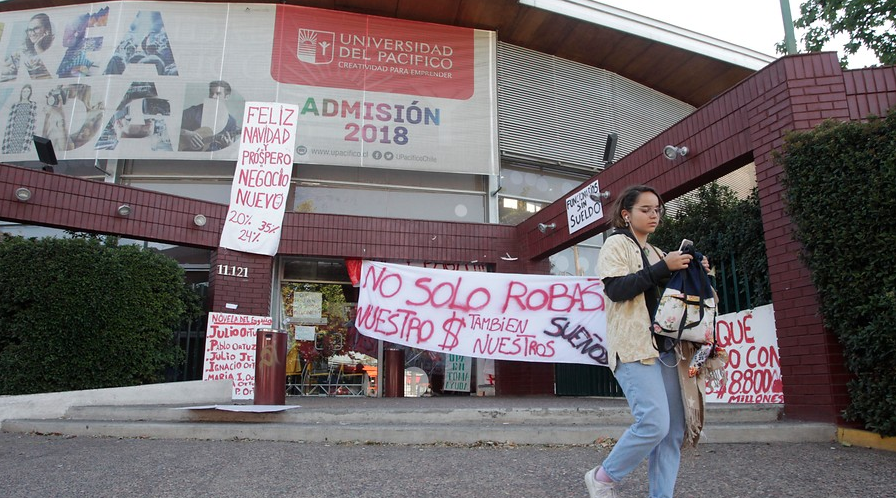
217, 265, 248, 278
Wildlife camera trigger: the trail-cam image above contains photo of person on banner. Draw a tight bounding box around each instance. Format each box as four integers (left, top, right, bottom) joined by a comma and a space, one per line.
103, 11, 177, 76
2, 84, 37, 154
586, 184, 714, 498
178, 80, 242, 152
94, 82, 173, 151
56, 9, 109, 78
1, 13, 56, 82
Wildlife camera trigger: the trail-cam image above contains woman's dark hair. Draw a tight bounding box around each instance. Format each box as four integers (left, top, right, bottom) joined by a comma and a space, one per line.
609, 185, 664, 228
25, 13, 54, 53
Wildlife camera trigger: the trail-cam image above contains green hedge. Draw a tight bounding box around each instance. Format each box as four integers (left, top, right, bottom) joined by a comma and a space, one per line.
778, 109, 896, 436
0, 236, 197, 394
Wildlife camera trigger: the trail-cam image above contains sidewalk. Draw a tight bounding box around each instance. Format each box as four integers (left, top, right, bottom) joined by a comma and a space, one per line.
0, 381, 835, 446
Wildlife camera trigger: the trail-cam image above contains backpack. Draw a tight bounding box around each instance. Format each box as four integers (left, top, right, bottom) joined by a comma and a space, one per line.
650, 245, 717, 347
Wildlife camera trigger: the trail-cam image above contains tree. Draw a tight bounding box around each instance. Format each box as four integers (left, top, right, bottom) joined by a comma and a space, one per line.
792, 0, 896, 66
650, 183, 771, 313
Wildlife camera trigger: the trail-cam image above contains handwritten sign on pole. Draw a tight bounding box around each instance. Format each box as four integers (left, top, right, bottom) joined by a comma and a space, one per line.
202, 312, 273, 400
219, 102, 299, 255
356, 261, 609, 365
705, 304, 784, 404
566, 179, 604, 234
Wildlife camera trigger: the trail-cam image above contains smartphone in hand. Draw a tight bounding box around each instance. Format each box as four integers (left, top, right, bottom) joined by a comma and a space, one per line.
679, 239, 693, 253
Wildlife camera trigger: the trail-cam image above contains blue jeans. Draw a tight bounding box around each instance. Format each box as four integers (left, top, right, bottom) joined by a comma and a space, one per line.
601, 352, 685, 498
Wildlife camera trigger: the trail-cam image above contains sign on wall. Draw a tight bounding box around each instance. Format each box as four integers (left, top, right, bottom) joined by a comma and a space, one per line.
443, 354, 472, 392
202, 312, 273, 400
705, 304, 784, 404
566, 179, 604, 234
0, 2, 496, 175
356, 261, 609, 365
219, 101, 297, 255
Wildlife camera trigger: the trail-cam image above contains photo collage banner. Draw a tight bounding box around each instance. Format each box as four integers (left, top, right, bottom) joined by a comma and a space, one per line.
0, 2, 497, 175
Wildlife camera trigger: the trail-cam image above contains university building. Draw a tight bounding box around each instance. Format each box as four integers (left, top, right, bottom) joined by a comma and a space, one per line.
2, 0, 893, 423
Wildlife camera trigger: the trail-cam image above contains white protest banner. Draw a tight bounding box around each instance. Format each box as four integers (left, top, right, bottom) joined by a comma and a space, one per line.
202, 312, 273, 400
219, 102, 298, 255
566, 179, 604, 234
443, 354, 472, 392
706, 304, 784, 403
356, 261, 609, 365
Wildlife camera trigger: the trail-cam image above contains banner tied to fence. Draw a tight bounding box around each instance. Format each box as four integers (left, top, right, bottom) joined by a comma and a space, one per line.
355, 261, 609, 365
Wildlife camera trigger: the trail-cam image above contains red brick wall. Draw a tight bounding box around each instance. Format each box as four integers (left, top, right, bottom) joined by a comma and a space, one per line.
208, 248, 274, 316
747, 54, 852, 422
495, 360, 555, 395
844, 66, 896, 120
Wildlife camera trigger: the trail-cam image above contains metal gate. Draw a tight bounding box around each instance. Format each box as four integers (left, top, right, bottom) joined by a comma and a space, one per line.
555, 363, 622, 397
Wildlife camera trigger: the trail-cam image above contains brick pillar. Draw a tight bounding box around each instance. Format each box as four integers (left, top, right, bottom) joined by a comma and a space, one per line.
208, 248, 274, 317
748, 53, 853, 422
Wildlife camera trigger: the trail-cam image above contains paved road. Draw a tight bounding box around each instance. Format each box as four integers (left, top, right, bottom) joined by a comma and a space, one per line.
1, 432, 893, 497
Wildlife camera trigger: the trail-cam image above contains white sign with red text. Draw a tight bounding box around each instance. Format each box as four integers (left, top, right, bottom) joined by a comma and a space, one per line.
202, 312, 274, 400
219, 102, 298, 255
356, 261, 609, 365
705, 304, 784, 404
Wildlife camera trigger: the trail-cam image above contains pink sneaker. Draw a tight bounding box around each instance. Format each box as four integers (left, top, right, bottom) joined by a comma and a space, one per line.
584, 467, 619, 498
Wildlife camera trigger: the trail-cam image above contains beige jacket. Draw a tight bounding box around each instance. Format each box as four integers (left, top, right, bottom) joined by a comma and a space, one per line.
596, 233, 666, 371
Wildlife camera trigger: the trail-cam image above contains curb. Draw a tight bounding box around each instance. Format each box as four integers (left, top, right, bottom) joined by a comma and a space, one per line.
837, 427, 896, 452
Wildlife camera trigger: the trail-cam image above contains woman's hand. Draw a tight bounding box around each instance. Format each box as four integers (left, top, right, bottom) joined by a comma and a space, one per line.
701, 256, 711, 273
663, 250, 693, 271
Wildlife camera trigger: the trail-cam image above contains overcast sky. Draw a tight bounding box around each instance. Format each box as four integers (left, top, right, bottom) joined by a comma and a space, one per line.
598, 0, 879, 68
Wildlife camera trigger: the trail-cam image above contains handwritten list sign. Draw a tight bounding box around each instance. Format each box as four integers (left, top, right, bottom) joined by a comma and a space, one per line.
356, 261, 609, 365
202, 312, 273, 400
219, 102, 299, 255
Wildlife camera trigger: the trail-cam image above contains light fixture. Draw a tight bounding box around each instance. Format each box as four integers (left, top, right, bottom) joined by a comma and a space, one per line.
193, 214, 207, 227
537, 222, 556, 233
663, 145, 689, 161
14, 187, 32, 201
117, 204, 132, 216
589, 190, 611, 202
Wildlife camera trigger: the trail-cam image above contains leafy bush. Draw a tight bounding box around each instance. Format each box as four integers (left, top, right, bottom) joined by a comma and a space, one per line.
778, 109, 896, 436
0, 236, 198, 394
651, 182, 772, 311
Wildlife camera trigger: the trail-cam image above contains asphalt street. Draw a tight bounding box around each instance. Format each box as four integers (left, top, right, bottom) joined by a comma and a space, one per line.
1, 432, 893, 497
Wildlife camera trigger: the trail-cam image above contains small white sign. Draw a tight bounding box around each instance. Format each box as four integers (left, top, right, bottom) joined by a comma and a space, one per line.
565, 180, 604, 234
293, 325, 316, 341
443, 354, 472, 392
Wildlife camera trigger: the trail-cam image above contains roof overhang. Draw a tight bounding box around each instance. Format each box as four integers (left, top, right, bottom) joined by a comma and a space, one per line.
0, 0, 776, 106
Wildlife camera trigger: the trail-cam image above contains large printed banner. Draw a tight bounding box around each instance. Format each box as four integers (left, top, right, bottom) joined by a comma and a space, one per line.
705, 304, 784, 404
202, 312, 273, 400
356, 261, 610, 365
219, 101, 297, 255
0, 2, 496, 175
